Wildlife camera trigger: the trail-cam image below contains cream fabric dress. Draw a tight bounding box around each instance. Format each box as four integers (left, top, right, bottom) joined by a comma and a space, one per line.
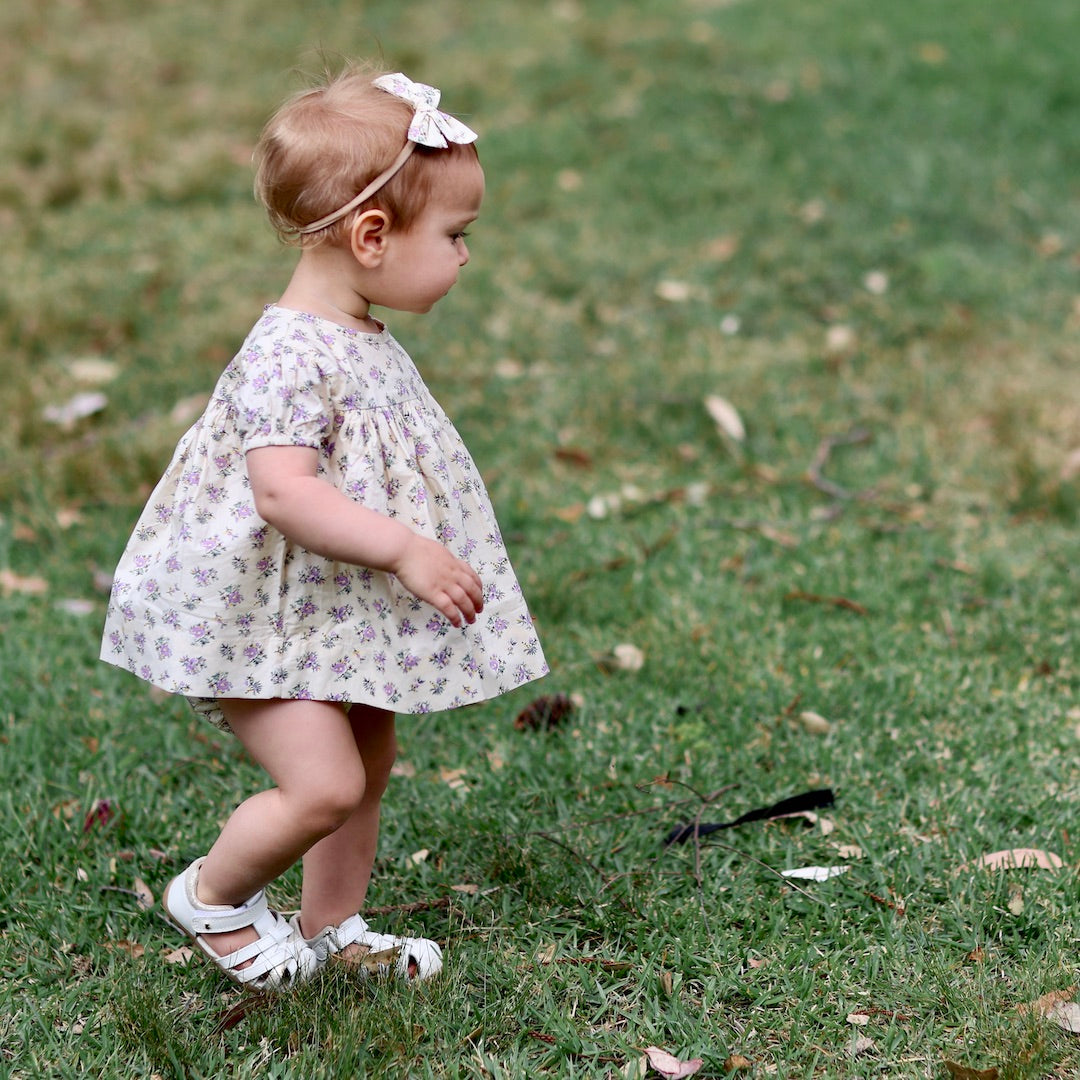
101, 306, 547, 726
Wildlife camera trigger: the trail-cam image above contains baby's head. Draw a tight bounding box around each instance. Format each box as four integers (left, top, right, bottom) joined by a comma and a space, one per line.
254, 65, 480, 247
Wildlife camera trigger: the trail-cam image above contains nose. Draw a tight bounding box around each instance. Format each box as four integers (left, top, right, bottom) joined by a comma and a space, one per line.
456, 238, 470, 266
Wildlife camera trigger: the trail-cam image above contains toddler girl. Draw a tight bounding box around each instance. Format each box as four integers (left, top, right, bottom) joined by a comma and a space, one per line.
101, 66, 547, 991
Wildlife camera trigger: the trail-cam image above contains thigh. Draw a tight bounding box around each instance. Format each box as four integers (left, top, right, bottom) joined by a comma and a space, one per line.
219, 698, 362, 795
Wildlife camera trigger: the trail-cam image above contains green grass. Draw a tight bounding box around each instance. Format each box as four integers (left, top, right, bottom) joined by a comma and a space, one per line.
2, 0, 1078, 1076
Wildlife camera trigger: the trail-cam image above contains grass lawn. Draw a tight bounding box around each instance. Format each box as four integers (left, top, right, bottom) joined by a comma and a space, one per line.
1, 0, 1078, 1076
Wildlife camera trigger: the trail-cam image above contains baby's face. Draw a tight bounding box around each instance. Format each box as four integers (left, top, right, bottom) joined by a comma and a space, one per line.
373, 157, 485, 314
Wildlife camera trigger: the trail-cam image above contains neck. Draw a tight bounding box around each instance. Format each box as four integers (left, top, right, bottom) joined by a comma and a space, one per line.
276, 248, 374, 331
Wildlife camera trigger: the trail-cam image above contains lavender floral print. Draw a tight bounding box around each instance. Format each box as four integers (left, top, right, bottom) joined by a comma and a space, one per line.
101, 307, 546, 725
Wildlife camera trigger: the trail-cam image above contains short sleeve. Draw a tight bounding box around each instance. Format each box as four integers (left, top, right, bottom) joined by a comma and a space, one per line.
228, 343, 335, 452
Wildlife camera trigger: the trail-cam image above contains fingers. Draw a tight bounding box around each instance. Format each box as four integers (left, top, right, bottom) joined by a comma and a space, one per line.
439, 565, 484, 627
393, 533, 484, 627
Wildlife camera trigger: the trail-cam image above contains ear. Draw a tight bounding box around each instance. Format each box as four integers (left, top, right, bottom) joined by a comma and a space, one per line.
349, 209, 392, 267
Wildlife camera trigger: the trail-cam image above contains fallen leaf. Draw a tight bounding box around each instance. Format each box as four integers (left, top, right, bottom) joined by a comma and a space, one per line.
556, 169, 583, 192
781, 865, 850, 881
704, 394, 747, 442
756, 523, 800, 548
1019, 986, 1078, 1014
103, 939, 145, 958
705, 234, 740, 262
849, 1034, 876, 1056
212, 994, 272, 1034
67, 356, 120, 384
163, 946, 194, 965
42, 391, 108, 428
451, 883, 480, 895
132, 877, 154, 911
552, 503, 586, 523
943, 1062, 998, 1080
82, 799, 116, 832
918, 42, 948, 64
554, 445, 593, 468
0, 569, 49, 595
1038, 233, 1065, 257
799, 197, 827, 225
56, 598, 95, 616
847, 1012, 871, 1026
439, 767, 468, 790
1007, 883, 1024, 916
536, 943, 557, 964
723, 1055, 752, 1073
834, 844, 864, 859
799, 710, 832, 735
1044, 1001, 1080, 1035
587, 493, 617, 519
514, 693, 577, 731
597, 643, 645, 673
643, 1046, 704, 1078
971, 848, 1063, 871
409, 848, 430, 865
825, 324, 857, 354
1019, 986, 1080, 1033
356, 944, 401, 976
863, 270, 889, 295
54, 507, 84, 529
612, 643, 645, 671
656, 280, 698, 303
1061, 448, 1080, 482
659, 970, 674, 996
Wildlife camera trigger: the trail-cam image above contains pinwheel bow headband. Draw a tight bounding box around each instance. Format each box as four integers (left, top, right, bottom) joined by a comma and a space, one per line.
298, 72, 478, 235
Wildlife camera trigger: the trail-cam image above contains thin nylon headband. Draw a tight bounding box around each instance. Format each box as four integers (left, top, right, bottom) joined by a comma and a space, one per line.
297, 142, 415, 235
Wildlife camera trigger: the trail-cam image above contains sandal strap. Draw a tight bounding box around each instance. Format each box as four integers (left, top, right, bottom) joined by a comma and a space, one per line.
293, 912, 443, 979
188, 889, 268, 935
165, 857, 317, 991
333, 914, 374, 949
210, 910, 307, 987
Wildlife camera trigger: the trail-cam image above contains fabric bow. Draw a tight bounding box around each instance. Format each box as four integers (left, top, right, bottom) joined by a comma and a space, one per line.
373, 72, 478, 148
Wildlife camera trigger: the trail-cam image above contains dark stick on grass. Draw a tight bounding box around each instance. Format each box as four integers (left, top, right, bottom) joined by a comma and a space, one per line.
807, 426, 874, 500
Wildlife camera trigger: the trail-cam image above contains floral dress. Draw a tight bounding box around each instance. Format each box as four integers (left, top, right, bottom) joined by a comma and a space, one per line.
100, 306, 547, 727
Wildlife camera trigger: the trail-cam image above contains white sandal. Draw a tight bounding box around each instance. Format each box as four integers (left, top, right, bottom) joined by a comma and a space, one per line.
163, 857, 318, 992
290, 913, 443, 981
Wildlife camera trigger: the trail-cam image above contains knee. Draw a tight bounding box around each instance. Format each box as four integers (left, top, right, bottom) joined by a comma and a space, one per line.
293, 771, 366, 836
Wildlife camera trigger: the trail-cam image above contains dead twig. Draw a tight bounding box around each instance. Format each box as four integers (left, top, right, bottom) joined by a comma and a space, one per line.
785, 588, 869, 617
533, 832, 644, 920
520, 783, 739, 838
807, 427, 874, 500
363, 896, 452, 918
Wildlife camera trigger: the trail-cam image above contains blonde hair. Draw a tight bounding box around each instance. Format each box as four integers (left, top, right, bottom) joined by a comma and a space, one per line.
253, 64, 479, 246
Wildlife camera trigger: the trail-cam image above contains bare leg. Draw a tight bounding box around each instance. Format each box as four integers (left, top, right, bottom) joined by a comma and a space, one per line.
181, 698, 368, 963
297, 704, 397, 940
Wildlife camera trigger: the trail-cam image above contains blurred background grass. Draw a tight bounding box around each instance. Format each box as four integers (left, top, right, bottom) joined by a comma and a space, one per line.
1, 0, 1078, 1076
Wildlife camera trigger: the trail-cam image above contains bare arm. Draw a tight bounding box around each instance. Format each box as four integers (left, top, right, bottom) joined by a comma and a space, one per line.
246, 444, 483, 627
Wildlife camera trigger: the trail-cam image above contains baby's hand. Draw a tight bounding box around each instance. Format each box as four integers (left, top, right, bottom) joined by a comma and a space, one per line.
392, 533, 484, 627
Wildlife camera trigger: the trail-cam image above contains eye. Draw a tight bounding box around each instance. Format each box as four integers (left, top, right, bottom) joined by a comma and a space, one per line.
451, 231, 470, 242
